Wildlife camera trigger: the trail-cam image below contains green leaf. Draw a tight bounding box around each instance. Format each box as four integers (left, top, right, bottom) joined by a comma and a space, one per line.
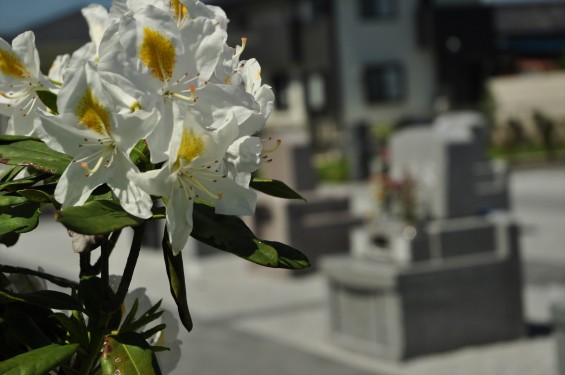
250, 178, 306, 201
0, 174, 45, 192
56, 200, 145, 235
3, 310, 51, 349
0, 233, 19, 247
0, 135, 39, 145
0, 290, 83, 311
52, 313, 89, 348
162, 235, 193, 332
0, 140, 71, 175
0, 194, 28, 206
0, 343, 78, 375
191, 202, 310, 269
0, 202, 41, 239
122, 300, 164, 333
140, 323, 166, 340
79, 276, 113, 320
17, 187, 55, 204
36, 90, 58, 114
101, 332, 158, 375
0, 165, 25, 182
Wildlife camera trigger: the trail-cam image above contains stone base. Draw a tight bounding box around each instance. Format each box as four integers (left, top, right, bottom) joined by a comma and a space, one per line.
321, 222, 524, 360
246, 192, 361, 272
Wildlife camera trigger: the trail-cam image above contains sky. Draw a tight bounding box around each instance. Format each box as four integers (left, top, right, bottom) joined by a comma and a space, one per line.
0, 0, 112, 36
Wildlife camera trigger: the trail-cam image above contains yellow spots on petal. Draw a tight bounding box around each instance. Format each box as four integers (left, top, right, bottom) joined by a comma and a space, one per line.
130, 101, 142, 112
0, 48, 30, 79
75, 88, 111, 136
170, 0, 188, 22
224, 75, 231, 84
176, 128, 204, 165
139, 27, 176, 82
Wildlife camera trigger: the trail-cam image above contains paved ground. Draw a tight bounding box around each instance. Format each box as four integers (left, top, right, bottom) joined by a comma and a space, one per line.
1, 166, 564, 375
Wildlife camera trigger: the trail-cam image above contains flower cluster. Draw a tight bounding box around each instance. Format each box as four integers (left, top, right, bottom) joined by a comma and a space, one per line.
0, 0, 274, 254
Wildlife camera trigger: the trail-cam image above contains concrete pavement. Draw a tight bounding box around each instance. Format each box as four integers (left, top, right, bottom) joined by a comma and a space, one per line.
1, 166, 564, 374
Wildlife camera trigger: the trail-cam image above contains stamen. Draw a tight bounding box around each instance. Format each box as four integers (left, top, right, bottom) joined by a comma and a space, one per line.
188, 85, 198, 102
187, 174, 222, 200
262, 139, 281, 153
233, 37, 247, 61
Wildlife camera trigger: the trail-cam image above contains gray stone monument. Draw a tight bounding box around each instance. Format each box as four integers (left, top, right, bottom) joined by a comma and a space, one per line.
246, 132, 361, 272
322, 112, 524, 359
553, 300, 565, 375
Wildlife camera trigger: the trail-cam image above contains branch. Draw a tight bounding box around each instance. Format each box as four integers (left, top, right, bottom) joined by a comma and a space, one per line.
0, 264, 78, 289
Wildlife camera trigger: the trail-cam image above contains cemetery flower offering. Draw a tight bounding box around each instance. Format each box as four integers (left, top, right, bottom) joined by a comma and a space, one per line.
0, 1, 309, 373
372, 172, 417, 224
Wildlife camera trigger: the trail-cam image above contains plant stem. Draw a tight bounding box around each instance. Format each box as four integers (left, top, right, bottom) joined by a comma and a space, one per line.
77, 224, 145, 375
92, 230, 122, 275
112, 223, 145, 310
78, 311, 112, 375
0, 264, 79, 289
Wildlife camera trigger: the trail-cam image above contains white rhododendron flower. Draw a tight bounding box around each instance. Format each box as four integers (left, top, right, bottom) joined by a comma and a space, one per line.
132, 104, 256, 254
35, 63, 159, 218
0, 0, 274, 252
0, 31, 50, 136
115, 3, 228, 162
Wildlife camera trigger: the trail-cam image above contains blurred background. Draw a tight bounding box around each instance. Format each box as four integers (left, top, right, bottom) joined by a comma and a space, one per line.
2, 0, 565, 374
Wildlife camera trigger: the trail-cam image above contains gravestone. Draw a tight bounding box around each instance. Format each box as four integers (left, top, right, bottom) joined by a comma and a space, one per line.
389, 111, 509, 219
246, 132, 361, 272
322, 111, 524, 359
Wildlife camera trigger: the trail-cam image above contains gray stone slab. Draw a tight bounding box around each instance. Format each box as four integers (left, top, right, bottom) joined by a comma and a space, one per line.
322, 250, 524, 360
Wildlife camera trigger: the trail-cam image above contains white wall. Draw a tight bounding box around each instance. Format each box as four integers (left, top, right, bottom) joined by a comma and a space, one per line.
334, 0, 437, 127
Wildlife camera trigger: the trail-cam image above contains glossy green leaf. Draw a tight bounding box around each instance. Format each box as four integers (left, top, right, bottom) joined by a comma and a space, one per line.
3, 310, 51, 349
101, 332, 158, 375
79, 276, 113, 320
162, 235, 193, 332
122, 300, 164, 333
0, 174, 45, 192
0, 289, 83, 311
0, 140, 71, 175
17, 188, 54, 204
0, 135, 38, 145
0, 202, 40, 238
0, 232, 19, 247
0, 343, 79, 375
191, 202, 310, 269
0, 194, 28, 206
0, 165, 25, 182
56, 200, 145, 235
250, 178, 306, 201
52, 313, 89, 348
36, 90, 58, 114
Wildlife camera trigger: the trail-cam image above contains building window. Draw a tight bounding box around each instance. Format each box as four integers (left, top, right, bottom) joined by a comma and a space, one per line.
363, 63, 404, 103
359, 0, 397, 20
272, 73, 290, 110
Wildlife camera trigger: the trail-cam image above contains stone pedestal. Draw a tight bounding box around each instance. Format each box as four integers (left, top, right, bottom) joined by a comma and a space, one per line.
321, 217, 524, 359
552, 300, 565, 375
247, 192, 361, 271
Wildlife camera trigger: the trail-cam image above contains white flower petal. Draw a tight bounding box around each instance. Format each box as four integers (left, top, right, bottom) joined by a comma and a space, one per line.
113, 107, 160, 153
167, 187, 194, 255
81, 4, 109, 53
211, 175, 256, 216
36, 112, 98, 155
55, 154, 112, 208
108, 153, 153, 219
130, 167, 174, 197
